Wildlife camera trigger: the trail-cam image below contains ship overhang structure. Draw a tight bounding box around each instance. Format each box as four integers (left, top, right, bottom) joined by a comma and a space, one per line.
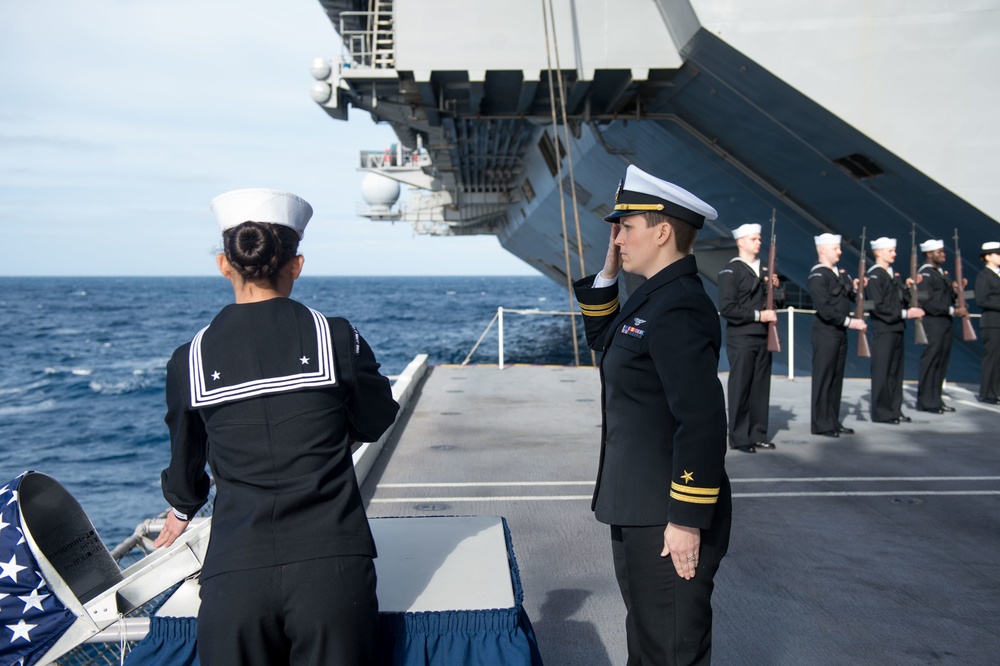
311, 0, 1000, 375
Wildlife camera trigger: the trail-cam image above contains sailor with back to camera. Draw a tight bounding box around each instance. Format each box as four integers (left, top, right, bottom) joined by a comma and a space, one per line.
155, 188, 399, 666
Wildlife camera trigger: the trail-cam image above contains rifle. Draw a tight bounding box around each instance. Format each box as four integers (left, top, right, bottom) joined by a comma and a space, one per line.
953, 228, 977, 341
855, 227, 871, 358
766, 210, 781, 353
909, 224, 928, 345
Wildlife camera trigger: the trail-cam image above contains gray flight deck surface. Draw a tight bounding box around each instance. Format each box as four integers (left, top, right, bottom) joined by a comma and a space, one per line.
360, 364, 1000, 666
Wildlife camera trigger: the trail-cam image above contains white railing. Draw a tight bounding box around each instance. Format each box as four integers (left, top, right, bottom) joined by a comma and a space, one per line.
463, 307, 583, 369
463, 306, 982, 375
360, 147, 431, 169
339, 7, 394, 70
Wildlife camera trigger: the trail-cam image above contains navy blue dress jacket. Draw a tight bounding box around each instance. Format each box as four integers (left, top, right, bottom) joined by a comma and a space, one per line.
574, 255, 731, 530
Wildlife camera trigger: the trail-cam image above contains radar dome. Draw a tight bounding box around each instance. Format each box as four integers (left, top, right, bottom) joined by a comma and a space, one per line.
361, 173, 401, 209
309, 58, 332, 80
309, 82, 333, 104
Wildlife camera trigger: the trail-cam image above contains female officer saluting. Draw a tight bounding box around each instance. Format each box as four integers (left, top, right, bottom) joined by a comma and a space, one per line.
154, 188, 399, 665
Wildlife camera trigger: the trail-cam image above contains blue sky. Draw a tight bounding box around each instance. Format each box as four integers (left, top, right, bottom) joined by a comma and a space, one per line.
0, 0, 536, 277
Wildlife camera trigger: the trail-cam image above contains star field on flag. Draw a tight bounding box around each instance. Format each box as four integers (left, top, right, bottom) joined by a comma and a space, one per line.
0, 473, 78, 665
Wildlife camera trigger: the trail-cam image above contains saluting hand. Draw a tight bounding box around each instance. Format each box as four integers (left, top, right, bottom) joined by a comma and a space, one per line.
662, 522, 701, 580
600, 223, 622, 280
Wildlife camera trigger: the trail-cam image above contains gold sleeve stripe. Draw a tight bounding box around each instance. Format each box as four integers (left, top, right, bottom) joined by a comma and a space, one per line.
670, 491, 719, 505
579, 298, 619, 317
670, 482, 720, 496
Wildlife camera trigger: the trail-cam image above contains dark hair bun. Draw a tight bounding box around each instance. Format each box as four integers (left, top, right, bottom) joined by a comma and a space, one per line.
222, 221, 300, 283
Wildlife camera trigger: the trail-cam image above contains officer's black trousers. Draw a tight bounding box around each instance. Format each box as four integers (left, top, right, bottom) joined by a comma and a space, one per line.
917, 316, 953, 411
725, 334, 772, 447
810, 325, 847, 433
610, 514, 732, 666
197, 555, 378, 666
980, 327, 1000, 401
870, 328, 904, 422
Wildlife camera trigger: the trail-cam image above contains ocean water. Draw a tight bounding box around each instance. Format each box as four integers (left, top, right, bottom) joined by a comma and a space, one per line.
0, 276, 587, 546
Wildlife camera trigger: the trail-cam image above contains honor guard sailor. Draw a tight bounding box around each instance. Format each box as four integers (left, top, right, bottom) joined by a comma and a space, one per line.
916, 239, 966, 413
807, 233, 867, 437
574, 165, 731, 666
156, 188, 399, 666
975, 241, 1000, 404
865, 237, 924, 423
718, 223, 783, 453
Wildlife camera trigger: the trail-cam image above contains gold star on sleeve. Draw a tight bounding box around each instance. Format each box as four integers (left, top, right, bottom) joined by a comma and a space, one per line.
670, 470, 720, 505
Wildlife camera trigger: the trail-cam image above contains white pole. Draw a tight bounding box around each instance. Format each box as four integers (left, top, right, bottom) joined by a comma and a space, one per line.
787, 306, 795, 381
498, 307, 505, 370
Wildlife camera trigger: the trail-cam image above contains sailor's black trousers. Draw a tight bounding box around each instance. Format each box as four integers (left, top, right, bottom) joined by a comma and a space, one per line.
196, 555, 378, 666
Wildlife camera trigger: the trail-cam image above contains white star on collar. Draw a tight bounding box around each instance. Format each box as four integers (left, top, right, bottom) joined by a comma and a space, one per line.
211, 371, 221, 381
299, 356, 310, 365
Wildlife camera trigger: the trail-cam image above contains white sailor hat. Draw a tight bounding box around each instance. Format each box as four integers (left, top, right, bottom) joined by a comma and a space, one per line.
981, 241, 1000, 256
920, 239, 945, 252
605, 164, 717, 228
870, 237, 897, 250
732, 223, 762, 239
814, 233, 841, 246
210, 188, 314, 238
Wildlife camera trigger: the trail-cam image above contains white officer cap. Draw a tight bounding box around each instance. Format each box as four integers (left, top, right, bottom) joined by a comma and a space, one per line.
981, 241, 1000, 256
732, 223, 762, 239
920, 239, 945, 252
814, 233, 842, 246
870, 237, 896, 250
605, 164, 718, 228
210, 188, 314, 238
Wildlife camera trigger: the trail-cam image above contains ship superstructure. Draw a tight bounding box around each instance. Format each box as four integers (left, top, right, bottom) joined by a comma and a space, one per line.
309, 0, 1000, 373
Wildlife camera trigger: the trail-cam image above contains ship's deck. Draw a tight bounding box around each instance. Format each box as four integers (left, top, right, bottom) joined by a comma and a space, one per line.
361, 364, 1000, 666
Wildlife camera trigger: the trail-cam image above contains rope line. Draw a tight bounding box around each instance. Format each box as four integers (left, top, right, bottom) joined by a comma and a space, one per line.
546, 0, 596, 367
541, 0, 581, 367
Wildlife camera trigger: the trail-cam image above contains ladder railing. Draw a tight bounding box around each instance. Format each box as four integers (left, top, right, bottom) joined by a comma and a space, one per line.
340, 0, 394, 70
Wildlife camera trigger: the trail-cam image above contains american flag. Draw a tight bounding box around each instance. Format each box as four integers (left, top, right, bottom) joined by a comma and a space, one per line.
1, 473, 77, 666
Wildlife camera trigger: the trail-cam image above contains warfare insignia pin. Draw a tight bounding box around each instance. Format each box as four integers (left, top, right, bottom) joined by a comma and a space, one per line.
633, 318, 646, 326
